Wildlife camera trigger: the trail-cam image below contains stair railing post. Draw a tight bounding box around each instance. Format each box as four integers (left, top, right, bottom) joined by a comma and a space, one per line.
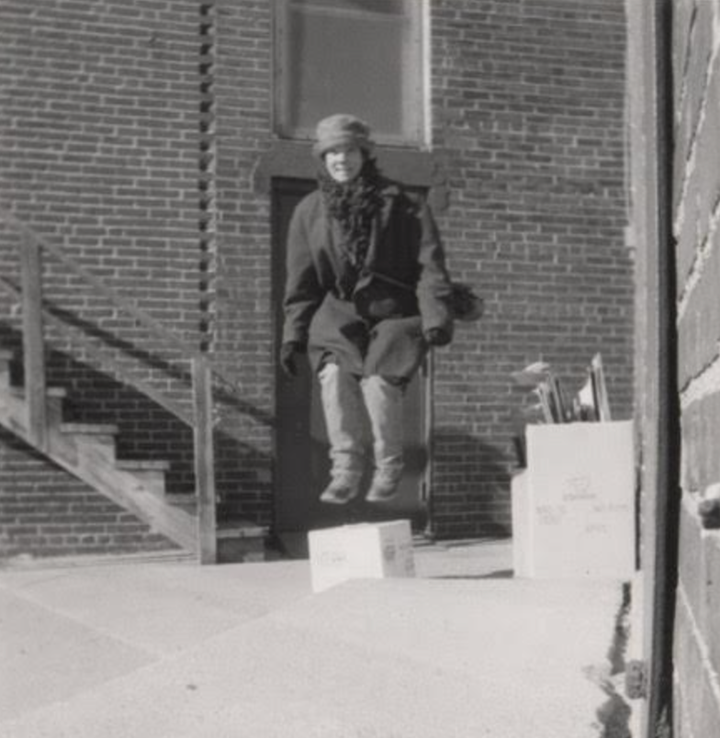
192, 354, 217, 564
20, 232, 48, 452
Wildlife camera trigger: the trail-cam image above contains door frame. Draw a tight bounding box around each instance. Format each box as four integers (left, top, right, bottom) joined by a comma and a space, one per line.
629, 2, 681, 735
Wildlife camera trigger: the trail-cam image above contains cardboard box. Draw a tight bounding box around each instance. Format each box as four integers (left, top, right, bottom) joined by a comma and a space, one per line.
510, 469, 533, 578
308, 520, 415, 593
512, 421, 636, 579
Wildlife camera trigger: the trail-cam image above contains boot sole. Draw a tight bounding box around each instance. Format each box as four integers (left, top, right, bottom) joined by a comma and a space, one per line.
365, 491, 400, 504
319, 490, 359, 505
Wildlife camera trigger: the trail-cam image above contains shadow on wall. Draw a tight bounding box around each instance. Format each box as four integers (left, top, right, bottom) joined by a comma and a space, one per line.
0, 323, 273, 518
41, 301, 275, 427
431, 430, 515, 538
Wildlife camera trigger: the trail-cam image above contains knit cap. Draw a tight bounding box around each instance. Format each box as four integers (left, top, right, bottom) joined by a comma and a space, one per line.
312, 114, 374, 159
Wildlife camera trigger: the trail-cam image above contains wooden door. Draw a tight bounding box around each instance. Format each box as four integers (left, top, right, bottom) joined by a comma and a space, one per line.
272, 178, 429, 538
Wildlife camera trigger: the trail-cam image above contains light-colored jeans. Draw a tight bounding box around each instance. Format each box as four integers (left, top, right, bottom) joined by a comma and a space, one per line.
318, 363, 404, 487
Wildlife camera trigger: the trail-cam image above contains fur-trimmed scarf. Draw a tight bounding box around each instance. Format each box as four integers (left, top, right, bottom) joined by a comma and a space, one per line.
317, 159, 384, 270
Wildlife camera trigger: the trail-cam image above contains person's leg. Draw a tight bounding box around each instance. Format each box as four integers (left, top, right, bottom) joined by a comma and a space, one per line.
363, 315, 425, 379
361, 374, 405, 503
318, 362, 368, 504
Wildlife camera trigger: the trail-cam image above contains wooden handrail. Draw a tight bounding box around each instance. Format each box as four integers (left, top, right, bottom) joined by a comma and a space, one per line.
1, 208, 200, 361
0, 276, 195, 426
1, 208, 249, 417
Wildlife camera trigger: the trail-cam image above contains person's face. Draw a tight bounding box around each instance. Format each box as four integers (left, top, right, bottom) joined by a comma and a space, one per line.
324, 145, 364, 183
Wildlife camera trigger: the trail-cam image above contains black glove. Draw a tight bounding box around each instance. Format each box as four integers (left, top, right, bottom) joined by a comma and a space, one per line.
424, 328, 452, 347
280, 341, 305, 377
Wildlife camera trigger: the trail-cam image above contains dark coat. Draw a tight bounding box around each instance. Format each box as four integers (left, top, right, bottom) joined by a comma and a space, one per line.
282, 181, 454, 379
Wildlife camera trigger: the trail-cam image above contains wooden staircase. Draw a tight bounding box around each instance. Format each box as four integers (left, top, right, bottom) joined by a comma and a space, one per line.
0, 348, 198, 552
0, 211, 270, 564
0, 351, 270, 566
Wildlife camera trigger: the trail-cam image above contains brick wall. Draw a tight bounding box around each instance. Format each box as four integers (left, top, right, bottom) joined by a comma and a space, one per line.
0, 0, 632, 549
210, 0, 630, 538
425, 0, 631, 535
0, 0, 200, 339
206, 0, 276, 525
671, 0, 720, 735
0, 0, 202, 484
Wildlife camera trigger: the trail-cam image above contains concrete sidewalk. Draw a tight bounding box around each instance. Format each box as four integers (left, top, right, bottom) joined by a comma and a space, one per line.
0, 538, 633, 737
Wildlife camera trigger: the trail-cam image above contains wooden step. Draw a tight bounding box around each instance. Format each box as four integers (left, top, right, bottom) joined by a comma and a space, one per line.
60, 422, 119, 435
115, 459, 171, 471
164, 492, 197, 511
59, 422, 119, 464
0, 383, 67, 435
115, 459, 170, 495
10, 386, 67, 423
216, 517, 268, 563
9, 386, 67, 399
0, 374, 198, 555
0, 349, 13, 389
45, 423, 197, 552
9, 386, 68, 403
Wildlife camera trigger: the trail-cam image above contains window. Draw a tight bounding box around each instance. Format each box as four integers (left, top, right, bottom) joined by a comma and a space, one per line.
274, 0, 426, 146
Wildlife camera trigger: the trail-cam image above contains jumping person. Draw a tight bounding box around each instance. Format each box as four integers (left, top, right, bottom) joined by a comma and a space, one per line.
280, 113, 454, 505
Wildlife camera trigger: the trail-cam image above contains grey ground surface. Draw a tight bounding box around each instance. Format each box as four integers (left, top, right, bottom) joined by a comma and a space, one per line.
0, 538, 632, 737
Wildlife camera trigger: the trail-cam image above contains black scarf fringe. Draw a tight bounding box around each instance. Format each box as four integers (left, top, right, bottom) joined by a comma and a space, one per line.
318, 159, 385, 269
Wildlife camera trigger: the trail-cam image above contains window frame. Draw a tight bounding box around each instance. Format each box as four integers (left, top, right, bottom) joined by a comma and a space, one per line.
272, 0, 428, 148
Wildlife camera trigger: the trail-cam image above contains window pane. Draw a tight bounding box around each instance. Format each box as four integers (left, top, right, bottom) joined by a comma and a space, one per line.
277, 0, 424, 145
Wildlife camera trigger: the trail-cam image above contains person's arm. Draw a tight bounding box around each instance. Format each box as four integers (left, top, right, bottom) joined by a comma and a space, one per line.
415, 199, 455, 344
282, 201, 323, 348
